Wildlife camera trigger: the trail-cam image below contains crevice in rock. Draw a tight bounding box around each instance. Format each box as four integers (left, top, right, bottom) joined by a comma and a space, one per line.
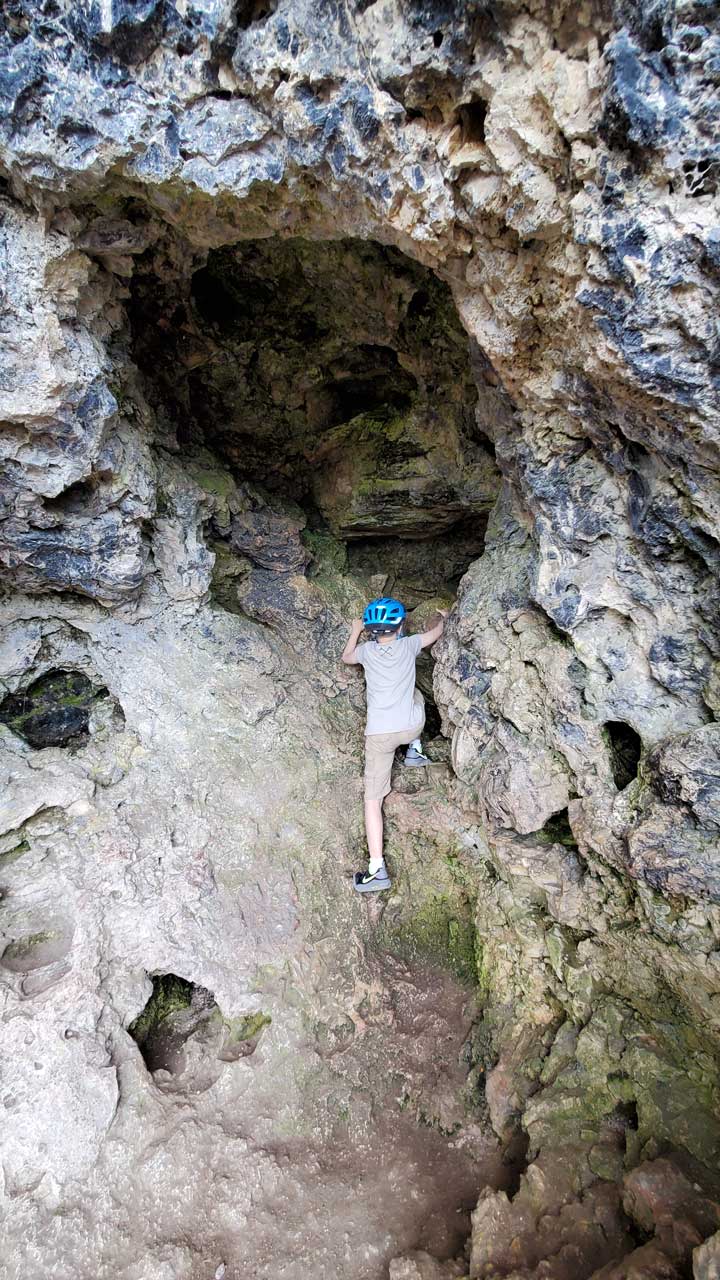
502, 1129, 531, 1199
42, 479, 99, 515
533, 603, 573, 645
0, 670, 120, 750
603, 720, 642, 789
418, 680, 443, 742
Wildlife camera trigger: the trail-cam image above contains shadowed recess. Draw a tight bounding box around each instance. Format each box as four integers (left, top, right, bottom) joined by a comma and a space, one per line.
0, 669, 111, 749
604, 720, 642, 790
128, 973, 271, 1076
129, 236, 503, 544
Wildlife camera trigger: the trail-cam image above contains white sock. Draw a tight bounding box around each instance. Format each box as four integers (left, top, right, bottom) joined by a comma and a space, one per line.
368, 856, 384, 875
409, 738, 422, 752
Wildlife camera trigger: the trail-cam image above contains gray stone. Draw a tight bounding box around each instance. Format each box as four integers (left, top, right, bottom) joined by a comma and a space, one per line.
0, 0, 719, 1275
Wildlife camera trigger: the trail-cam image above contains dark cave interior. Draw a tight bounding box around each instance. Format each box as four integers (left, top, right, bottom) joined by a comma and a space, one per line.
128, 235, 505, 606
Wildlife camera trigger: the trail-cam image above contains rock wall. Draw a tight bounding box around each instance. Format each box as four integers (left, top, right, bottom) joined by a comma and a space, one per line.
0, 1, 719, 1277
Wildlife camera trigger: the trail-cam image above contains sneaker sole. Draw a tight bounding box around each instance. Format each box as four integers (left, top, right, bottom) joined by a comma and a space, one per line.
353, 878, 391, 893
403, 758, 429, 767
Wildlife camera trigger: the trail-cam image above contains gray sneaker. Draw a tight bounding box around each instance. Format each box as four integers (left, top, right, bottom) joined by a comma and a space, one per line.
353, 865, 391, 893
404, 746, 429, 766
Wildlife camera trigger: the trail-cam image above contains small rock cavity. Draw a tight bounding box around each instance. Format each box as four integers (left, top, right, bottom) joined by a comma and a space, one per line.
1, 920, 73, 974
537, 807, 578, 849
604, 720, 643, 789
128, 973, 271, 1083
0, 669, 116, 749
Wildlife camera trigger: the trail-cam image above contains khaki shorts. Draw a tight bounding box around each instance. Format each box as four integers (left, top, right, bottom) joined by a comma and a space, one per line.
364, 690, 426, 803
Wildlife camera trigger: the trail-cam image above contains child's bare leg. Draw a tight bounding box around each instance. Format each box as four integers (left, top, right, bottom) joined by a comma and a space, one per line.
363, 795, 384, 870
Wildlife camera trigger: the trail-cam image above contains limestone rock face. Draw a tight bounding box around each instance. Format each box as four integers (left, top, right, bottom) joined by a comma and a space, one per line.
0, 202, 157, 601
0, 0, 719, 1277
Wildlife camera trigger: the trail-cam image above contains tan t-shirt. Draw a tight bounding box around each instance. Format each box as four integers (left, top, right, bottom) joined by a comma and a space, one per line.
355, 633, 424, 736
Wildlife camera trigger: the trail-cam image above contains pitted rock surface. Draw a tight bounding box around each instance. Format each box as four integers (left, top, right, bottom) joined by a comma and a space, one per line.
1, 1, 720, 1278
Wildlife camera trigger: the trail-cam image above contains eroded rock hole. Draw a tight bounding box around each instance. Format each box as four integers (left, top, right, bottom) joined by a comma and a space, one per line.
233, 0, 279, 27
604, 720, 642, 789
128, 973, 271, 1077
683, 156, 719, 198
537, 808, 578, 849
613, 1097, 639, 1133
456, 98, 488, 144
0, 669, 118, 749
42, 478, 98, 515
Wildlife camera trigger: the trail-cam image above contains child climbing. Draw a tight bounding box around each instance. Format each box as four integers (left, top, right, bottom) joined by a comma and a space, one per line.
341, 596, 448, 894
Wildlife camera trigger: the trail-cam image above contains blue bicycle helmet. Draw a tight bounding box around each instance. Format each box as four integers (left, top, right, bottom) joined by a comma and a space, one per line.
363, 596, 406, 633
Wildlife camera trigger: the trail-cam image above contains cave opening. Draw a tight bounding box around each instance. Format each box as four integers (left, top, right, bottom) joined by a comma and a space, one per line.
129, 236, 501, 533
121, 240, 512, 1217
128, 234, 506, 710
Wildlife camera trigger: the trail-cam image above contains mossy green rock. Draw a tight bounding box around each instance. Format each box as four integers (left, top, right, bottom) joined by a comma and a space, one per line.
0, 670, 106, 749
2, 926, 72, 973
128, 974, 196, 1046
379, 890, 478, 987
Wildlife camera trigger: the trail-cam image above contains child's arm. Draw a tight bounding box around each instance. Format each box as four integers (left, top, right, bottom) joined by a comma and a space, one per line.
419, 608, 448, 650
341, 618, 365, 664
